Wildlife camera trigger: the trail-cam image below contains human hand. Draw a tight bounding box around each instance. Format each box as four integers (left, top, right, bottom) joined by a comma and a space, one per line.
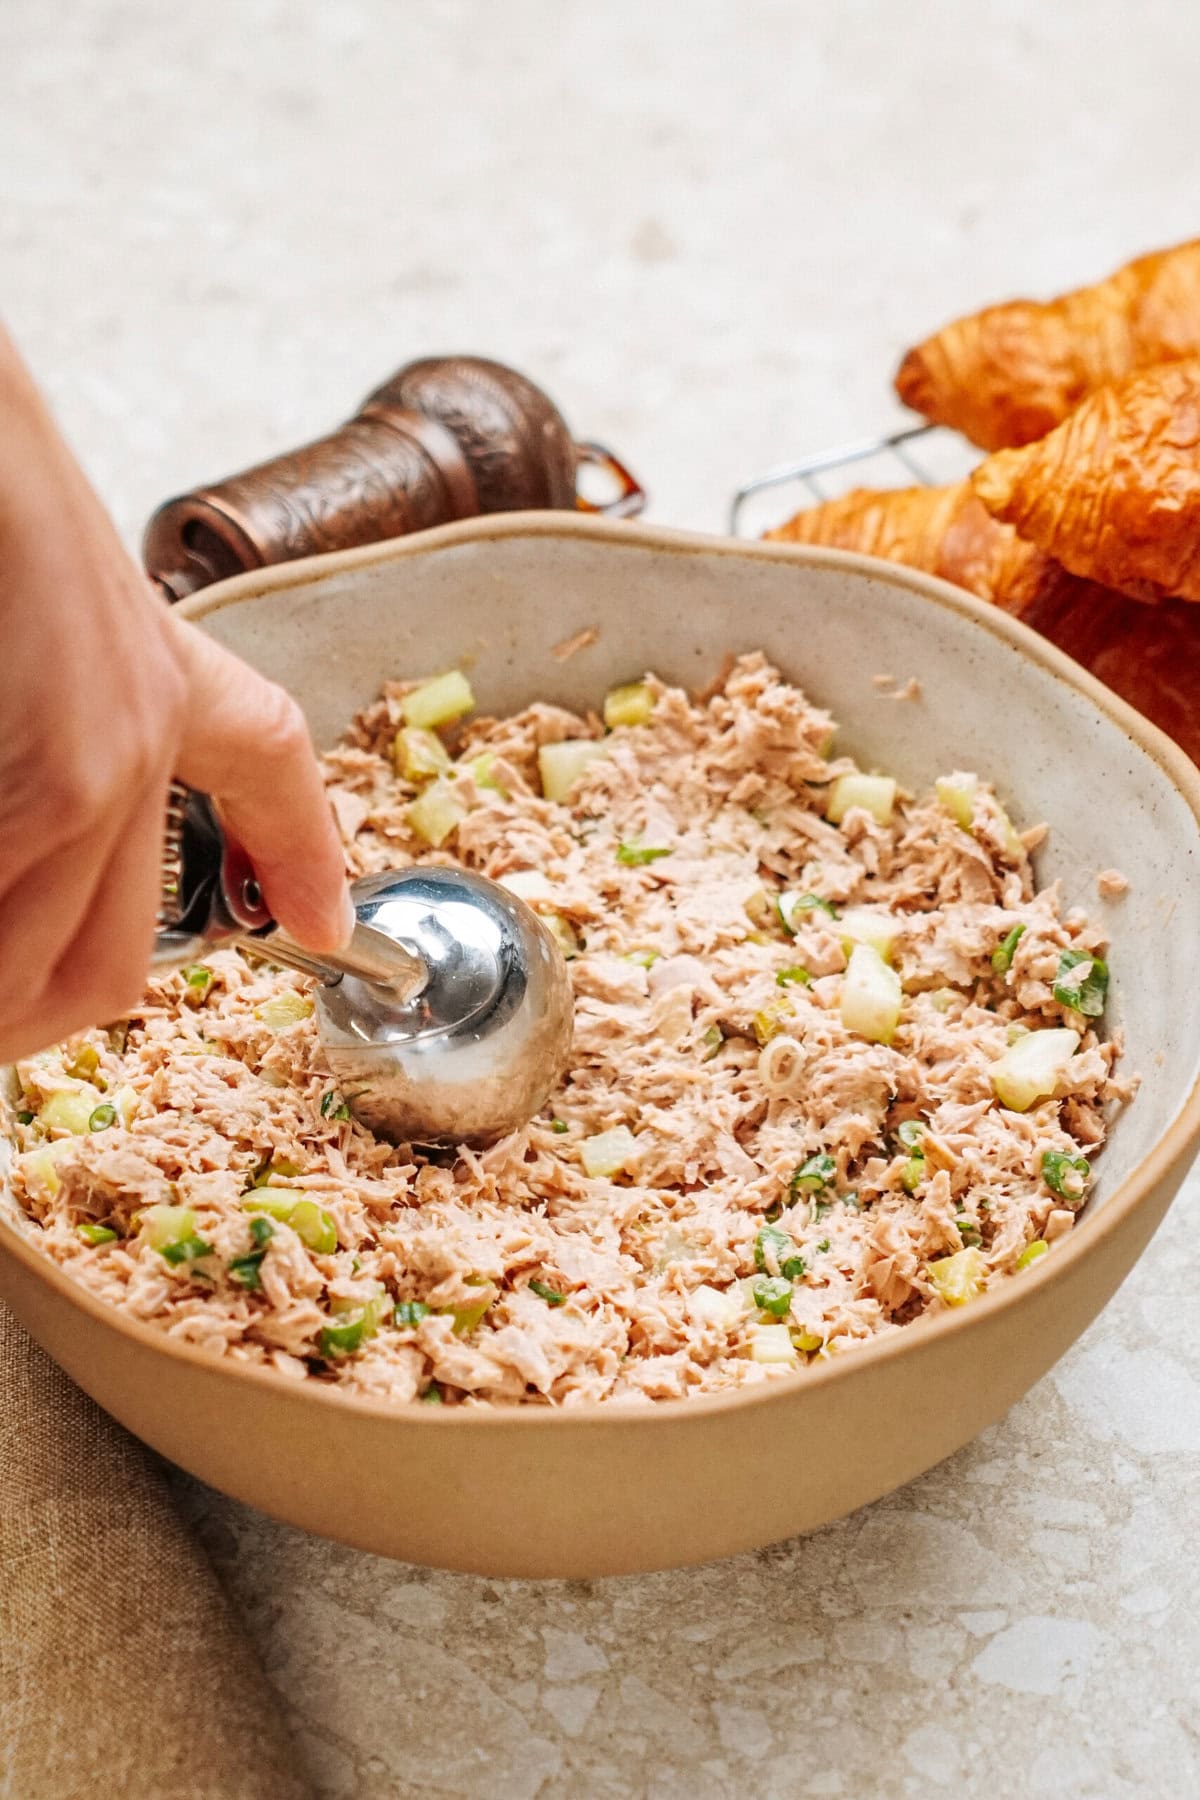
0, 329, 353, 1062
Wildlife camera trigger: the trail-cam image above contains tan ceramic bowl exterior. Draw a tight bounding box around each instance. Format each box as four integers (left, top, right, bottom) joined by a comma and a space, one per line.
3, 515, 1200, 1578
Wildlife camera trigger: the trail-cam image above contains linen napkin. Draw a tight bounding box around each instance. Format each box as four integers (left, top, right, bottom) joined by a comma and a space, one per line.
0, 1302, 312, 1800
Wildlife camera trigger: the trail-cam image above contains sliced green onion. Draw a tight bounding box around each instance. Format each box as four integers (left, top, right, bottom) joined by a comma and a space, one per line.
244, 1192, 338, 1254
183, 963, 214, 993
529, 1278, 566, 1306
624, 948, 661, 968
76, 1222, 117, 1246
776, 965, 811, 988
15, 1110, 33, 1125
1041, 1149, 1091, 1204
754, 1225, 792, 1272
88, 1103, 117, 1132
395, 1299, 430, 1327
896, 1119, 926, 1150
899, 1156, 925, 1193
550, 1118, 570, 1134
616, 842, 672, 866
420, 1383, 444, 1404
320, 1090, 353, 1121
318, 1294, 388, 1359
1016, 1239, 1050, 1271
701, 1025, 724, 1061
778, 891, 839, 933
991, 923, 1026, 974
789, 1153, 836, 1198
955, 1214, 982, 1247
816, 1238, 831, 1254
752, 1275, 793, 1317
228, 1248, 268, 1288
1052, 949, 1109, 1018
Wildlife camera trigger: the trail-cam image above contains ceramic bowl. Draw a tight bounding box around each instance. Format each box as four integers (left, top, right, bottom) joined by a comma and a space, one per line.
3, 514, 1199, 1578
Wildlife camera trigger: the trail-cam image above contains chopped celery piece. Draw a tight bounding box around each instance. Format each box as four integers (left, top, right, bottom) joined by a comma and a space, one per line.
752, 1275, 793, 1317
778, 891, 838, 932
529, 1278, 566, 1307
538, 738, 608, 803
826, 773, 896, 826
838, 906, 902, 963
790, 1153, 835, 1197
840, 943, 902, 1045
451, 1295, 492, 1335
400, 670, 475, 730
318, 1294, 388, 1359
183, 964, 214, 998
935, 771, 978, 831
926, 1246, 986, 1306
395, 1300, 430, 1327
406, 776, 466, 847
701, 1025, 724, 1061
64, 1044, 101, 1080
776, 965, 811, 987
580, 1125, 638, 1179
77, 1222, 118, 1246
1053, 949, 1109, 1018
748, 1322, 798, 1364
88, 1103, 117, 1132
989, 1027, 1079, 1112
896, 1120, 925, 1149
465, 750, 505, 793
41, 1087, 104, 1136
687, 1283, 742, 1329
141, 1203, 212, 1266
603, 681, 655, 728
991, 923, 1026, 974
1041, 1149, 1091, 1204
542, 912, 583, 959
20, 1141, 74, 1198
255, 991, 315, 1030
1016, 1240, 1050, 1272
244, 1192, 338, 1254
792, 1329, 823, 1353
616, 842, 672, 866
393, 724, 451, 783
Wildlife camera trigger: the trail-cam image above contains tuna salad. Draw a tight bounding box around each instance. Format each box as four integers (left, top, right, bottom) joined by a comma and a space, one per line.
3, 655, 1134, 1406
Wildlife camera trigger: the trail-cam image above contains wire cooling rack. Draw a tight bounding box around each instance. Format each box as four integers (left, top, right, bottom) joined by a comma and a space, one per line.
729, 421, 979, 538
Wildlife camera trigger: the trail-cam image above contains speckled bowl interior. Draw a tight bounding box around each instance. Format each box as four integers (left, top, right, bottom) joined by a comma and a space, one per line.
2, 514, 1198, 1577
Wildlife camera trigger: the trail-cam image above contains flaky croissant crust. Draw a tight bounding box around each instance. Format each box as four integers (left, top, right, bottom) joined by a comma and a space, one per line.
895, 239, 1200, 451
972, 357, 1200, 604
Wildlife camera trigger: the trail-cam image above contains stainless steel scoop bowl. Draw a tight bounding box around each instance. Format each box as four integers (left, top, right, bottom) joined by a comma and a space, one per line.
153, 787, 573, 1145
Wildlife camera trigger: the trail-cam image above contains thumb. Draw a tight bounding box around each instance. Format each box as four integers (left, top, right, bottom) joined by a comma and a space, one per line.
168, 616, 355, 953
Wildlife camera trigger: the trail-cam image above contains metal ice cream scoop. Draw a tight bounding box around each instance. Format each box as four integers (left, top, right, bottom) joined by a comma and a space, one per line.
153, 786, 573, 1145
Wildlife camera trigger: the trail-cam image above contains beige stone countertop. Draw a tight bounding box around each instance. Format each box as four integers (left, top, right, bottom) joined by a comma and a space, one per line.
5, 1, 1200, 1793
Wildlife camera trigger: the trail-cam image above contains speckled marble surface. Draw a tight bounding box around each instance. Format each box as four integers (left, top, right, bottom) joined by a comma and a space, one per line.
6, 2, 1200, 1794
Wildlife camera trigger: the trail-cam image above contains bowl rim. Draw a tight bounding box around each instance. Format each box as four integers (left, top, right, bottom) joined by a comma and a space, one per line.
4, 510, 1200, 1432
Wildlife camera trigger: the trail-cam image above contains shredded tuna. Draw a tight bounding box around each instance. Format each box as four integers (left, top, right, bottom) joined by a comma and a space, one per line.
2, 655, 1133, 1407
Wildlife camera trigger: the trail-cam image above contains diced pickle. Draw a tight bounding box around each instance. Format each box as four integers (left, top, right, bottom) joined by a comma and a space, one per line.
826, 773, 896, 826
400, 670, 475, 730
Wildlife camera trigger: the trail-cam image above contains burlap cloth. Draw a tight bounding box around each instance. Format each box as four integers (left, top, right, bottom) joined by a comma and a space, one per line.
0, 1303, 312, 1800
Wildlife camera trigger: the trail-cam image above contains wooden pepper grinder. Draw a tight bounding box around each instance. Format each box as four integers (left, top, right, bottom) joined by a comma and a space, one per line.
143, 355, 644, 600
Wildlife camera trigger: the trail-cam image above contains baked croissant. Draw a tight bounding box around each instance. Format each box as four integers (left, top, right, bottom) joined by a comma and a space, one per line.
972, 357, 1200, 603
767, 484, 1200, 765
766, 480, 1066, 611
895, 239, 1200, 450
